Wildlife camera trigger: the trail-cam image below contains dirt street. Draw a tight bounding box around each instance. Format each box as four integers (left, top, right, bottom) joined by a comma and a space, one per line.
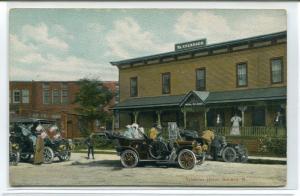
10, 153, 286, 187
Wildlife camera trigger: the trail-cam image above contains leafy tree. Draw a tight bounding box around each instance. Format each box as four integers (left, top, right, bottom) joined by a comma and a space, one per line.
74, 78, 114, 136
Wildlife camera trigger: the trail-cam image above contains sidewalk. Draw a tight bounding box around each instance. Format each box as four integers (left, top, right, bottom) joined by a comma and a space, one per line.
73, 150, 286, 164
248, 156, 286, 164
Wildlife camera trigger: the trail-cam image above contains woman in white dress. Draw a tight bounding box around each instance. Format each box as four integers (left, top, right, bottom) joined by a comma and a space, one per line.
230, 114, 242, 136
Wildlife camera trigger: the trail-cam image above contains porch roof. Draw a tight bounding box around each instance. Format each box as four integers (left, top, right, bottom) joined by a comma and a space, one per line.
114, 94, 185, 110
114, 87, 286, 110
205, 87, 286, 104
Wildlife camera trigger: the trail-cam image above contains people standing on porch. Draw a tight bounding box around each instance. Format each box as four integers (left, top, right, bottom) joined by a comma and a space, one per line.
230, 113, 242, 136
216, 114, 222, 134
274, 111, 283, 126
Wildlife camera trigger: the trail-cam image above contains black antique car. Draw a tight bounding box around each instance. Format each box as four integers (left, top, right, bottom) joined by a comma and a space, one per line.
180, 129, 248, 163
105, 130, 207, 170
9, 118, 72, 163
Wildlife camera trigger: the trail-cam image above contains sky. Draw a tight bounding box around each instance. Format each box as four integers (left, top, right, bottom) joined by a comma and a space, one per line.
9, 9, 286, 81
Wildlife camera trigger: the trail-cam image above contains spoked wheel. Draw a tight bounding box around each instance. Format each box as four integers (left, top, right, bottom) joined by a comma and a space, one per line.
222, 147, 237, 162
10, 151, 20, 166
59, 150, 71, 161
120, 149, 138, 168
43, 147, 54, 164
239, 149, 248, 163
177, 149, 197, 170
149, 141, 168, 160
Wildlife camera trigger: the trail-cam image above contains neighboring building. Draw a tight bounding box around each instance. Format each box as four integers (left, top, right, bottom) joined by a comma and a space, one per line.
9, 81, 118, 138
111, 31, 287, 137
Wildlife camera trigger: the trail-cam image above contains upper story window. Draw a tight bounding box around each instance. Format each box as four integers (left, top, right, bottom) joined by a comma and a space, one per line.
271, 57, 283, 84
43, 83, 51, 104
22, 89, 29, 104
130, 77, 138, 97
196, 68, 206, 91
13, 90, 20, 104
162, 72, 171, 94
236, 62, 248, 87
61, 83, 68, 104
53, 89, 61, 104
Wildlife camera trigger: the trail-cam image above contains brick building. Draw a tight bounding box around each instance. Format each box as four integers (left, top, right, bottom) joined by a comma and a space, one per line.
111, 31, 287, 138
9, 81, 118, 138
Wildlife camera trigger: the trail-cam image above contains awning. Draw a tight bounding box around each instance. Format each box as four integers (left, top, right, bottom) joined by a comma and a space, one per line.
114, 87, 286, 110
114, 94, 185, 110
205, 87, 286, 104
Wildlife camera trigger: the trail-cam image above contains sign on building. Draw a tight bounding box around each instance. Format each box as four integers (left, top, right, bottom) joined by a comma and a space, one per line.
175, 39, 207, 51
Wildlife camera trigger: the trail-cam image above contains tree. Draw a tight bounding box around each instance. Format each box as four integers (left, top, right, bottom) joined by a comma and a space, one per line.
74, 78, 114, 136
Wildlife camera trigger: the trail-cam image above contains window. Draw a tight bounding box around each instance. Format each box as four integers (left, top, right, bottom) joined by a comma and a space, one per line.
236, 62, 248, 87
130, 77, 138, 97
22, 89, 29, 103
271, 57, 283, 83
53, 89, 61, 104
162, 72, 171, 94
61, 83, 68, 104
196, 68, 206, 91
13, 90, 20, 103
43, 83, 51, 104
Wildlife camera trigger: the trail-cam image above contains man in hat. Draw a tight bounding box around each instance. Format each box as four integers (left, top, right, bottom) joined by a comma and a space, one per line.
85, 133, 95, 159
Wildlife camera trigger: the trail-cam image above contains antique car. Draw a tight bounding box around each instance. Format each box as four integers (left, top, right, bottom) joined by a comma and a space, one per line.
9, 118, 72, 163
180, 129, 248, 163
105, 130, 207, 170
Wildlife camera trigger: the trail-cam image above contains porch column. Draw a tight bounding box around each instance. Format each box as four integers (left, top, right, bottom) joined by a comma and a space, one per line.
238, 106, 247, 127
204, 107, 210, 128
112, 111, 115, 131
156, 111, 161, 126
133, 111, 139, 123
180, 108, 187, 129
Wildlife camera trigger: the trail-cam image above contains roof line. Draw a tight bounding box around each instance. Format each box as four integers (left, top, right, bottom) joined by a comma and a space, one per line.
111, 31, 286, 66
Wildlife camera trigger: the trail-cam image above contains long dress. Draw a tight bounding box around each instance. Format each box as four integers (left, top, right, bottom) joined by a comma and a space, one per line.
33, 135, 44, 164
230, 116, 242, 136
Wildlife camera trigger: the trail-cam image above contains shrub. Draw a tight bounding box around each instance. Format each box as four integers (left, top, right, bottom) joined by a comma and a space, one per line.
258, 135, 286, 156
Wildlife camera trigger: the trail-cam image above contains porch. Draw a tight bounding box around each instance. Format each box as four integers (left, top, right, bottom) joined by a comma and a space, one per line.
113, 87, 287, 138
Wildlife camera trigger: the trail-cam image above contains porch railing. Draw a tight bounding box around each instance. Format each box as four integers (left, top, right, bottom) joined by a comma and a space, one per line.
142, 126, 286, 138
207, 126, 287, 137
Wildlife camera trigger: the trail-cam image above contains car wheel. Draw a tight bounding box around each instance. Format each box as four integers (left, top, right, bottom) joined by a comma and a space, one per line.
240, 149, 248, 163
222, 147, 237, 162
120, 149, 139, 168
10, 151, 20, 166
43, 147, 54, 164
178, 149, 196, 170
59, 150, 71, 161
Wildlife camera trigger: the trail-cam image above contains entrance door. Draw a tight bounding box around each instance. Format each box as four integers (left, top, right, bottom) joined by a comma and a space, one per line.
252, 107, 265, 126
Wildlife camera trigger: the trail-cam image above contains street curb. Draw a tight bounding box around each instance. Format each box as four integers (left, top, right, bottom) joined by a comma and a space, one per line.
74, 150, 116, 155
73, 151, 286, 164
